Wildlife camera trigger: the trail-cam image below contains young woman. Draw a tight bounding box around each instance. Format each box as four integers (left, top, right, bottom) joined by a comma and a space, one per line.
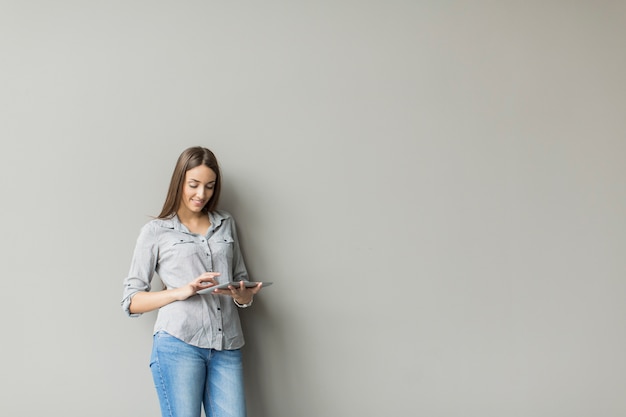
121, 146, 263, 417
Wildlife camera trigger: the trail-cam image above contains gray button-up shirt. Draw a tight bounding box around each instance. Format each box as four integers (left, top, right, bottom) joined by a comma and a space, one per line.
121, 210, 249, 350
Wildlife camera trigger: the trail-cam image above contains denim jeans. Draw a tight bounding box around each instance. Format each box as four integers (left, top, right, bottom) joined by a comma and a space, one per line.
150, 331, 247, 417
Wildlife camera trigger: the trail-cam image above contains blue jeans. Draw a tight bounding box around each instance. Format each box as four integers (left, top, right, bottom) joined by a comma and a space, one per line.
150, 331, 247, 417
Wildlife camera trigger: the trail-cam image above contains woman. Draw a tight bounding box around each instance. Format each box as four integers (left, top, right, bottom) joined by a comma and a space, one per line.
121, 146, 263, 417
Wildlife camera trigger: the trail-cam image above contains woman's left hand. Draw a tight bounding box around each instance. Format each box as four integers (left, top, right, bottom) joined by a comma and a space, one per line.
212, 281, 263, 305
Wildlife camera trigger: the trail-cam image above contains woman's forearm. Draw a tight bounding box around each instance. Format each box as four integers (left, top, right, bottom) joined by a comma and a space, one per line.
128, 288, 184, 314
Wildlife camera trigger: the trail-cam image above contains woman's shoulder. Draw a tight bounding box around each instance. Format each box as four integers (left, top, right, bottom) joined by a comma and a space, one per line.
138, 217, 176, 233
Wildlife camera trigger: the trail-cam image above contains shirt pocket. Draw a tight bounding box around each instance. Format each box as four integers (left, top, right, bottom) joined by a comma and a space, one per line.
169, 239, 202, 259
211, 234, 235, 261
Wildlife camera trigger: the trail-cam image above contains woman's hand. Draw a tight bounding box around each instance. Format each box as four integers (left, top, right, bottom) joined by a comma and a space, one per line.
213, 281, 262, 305
175, 272, 221, 301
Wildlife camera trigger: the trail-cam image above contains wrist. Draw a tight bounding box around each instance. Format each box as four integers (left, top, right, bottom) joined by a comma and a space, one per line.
234, 297, 253, 308
173, 286, 192, 302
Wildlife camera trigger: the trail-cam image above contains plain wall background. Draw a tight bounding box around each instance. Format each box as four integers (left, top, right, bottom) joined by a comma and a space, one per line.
1, 1, 625, 416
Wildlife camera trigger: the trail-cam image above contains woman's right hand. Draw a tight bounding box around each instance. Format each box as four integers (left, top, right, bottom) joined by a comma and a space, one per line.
175, 272, 221, 300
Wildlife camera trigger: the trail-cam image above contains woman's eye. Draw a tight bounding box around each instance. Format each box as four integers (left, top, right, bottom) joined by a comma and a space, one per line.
189, 184, 198, 188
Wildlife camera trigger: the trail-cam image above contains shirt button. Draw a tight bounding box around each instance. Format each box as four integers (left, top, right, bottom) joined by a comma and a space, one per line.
218, 328, 222, 332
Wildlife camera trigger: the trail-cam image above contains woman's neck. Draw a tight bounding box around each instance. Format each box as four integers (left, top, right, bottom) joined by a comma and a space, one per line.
177, 210, 210, 235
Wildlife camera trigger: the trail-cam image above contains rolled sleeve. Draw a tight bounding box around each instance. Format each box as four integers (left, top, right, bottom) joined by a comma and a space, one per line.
121, 223, 159, 317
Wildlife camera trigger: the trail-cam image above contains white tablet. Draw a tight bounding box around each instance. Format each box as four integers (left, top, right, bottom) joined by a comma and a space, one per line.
197, 281, 273, 295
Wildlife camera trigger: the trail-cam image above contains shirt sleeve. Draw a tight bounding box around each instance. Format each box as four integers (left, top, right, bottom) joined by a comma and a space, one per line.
229, 216, 249, 282
121, 222, 159, 317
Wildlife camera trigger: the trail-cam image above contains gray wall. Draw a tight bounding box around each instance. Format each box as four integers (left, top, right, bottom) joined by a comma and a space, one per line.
2, 1, 625, 416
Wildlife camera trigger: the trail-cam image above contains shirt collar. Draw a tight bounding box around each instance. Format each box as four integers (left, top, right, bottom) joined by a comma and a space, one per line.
154, 210, 229, 233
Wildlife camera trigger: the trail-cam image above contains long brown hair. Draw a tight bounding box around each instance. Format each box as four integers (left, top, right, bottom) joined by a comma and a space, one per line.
157, 147, 222, 219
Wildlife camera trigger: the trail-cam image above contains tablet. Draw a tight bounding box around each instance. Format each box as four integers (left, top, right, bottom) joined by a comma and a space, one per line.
197, 281, 273, 295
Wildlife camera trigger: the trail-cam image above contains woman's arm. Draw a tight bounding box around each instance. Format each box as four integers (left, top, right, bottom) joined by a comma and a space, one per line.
128, 272, 220, 314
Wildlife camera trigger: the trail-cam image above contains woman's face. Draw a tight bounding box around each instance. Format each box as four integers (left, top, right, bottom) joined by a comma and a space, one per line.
178, 164, 217, 215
